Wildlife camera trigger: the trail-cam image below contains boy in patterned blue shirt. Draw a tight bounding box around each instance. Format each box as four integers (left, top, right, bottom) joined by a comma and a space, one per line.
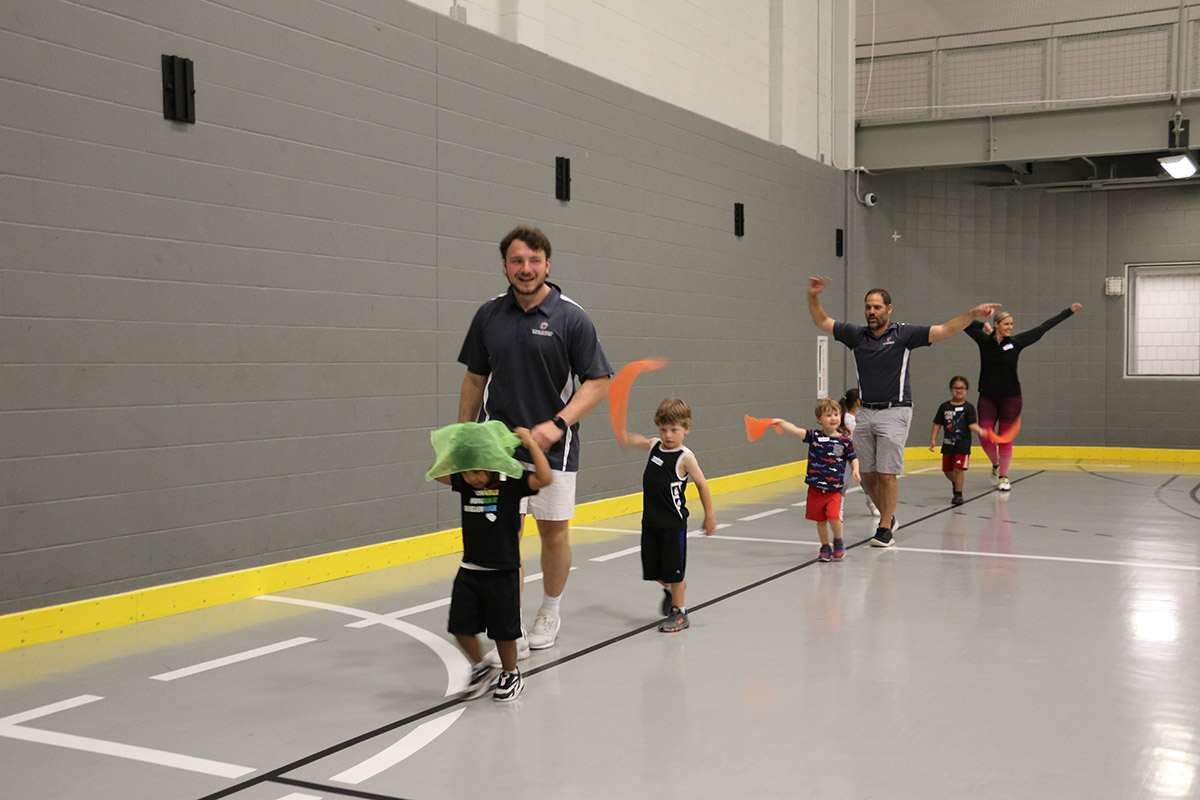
773, 399, 861, 562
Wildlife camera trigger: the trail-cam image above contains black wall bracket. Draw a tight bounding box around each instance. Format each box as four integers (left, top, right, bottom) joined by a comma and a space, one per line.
555, 156, 571, 201
162, 55, 195, 123
734, 202, 745, 237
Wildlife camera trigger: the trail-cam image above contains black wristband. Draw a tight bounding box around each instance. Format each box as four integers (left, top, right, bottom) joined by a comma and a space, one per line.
552, 415, 568, 431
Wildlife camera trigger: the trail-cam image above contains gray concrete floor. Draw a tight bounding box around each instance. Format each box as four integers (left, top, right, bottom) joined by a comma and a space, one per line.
2, 458, 1199, 800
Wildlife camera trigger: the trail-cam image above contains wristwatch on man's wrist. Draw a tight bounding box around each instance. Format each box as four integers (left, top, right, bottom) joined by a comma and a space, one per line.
551, 415, 568, 431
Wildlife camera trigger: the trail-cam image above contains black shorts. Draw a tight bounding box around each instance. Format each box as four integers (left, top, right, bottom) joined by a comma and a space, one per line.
641, 525, 687, 584
447, 567, 522, 641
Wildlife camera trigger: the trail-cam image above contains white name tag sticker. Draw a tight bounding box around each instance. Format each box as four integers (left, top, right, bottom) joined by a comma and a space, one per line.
1002, 342, 1015, 351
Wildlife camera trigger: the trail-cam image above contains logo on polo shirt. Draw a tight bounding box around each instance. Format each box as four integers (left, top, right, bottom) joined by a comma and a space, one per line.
531, 320, 555, 337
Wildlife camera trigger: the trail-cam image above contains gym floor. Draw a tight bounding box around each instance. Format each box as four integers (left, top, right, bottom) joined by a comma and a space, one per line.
2, 457, 1198, 800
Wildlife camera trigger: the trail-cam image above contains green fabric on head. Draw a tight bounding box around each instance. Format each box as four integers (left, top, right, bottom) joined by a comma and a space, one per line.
425, 420, 524, 481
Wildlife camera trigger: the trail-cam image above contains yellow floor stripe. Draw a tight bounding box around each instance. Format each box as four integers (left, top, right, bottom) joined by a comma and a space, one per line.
1, 448, 1194, 652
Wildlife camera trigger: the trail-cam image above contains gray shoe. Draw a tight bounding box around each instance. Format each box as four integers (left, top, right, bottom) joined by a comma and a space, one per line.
658, 607, 690, 632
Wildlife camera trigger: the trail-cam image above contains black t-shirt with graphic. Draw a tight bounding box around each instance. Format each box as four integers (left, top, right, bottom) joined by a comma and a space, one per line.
933, 400, 977, 455
451, 472, 537, 569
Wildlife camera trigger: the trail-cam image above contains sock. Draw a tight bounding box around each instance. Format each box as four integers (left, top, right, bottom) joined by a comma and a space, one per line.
540, 593, 562, 618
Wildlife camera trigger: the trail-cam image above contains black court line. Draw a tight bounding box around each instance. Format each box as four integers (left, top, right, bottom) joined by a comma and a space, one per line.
1079, 465, 1160, 486
195, 469, 1046, 800
1154, 475, 1200, 522
271, 776, 416, 800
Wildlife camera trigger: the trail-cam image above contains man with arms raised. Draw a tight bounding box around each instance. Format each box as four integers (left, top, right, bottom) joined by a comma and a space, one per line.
459, 226, 613, 653
807, 277, 999, 547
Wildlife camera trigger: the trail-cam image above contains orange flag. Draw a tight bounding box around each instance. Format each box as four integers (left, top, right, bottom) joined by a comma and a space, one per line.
608, 358, 669, 440
745, 415, 783, 442
985, 416, 1021, 445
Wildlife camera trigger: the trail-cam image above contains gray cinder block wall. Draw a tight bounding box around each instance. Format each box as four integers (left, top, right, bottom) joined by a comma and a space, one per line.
0, 1, 845, 614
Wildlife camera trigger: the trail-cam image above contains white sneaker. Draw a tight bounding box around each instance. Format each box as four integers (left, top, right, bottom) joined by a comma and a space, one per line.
527, 613, 560, 650
483, 628, 530, 667
990, 465, 1000, 486
866, 496, 880, 516
997, 477, 1011, 492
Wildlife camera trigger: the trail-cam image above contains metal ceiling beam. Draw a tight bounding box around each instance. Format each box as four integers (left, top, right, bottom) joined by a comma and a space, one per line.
855, 97, 1200, 170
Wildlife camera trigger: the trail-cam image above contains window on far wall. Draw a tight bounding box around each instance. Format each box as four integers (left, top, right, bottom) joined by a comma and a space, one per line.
1126, 263, 1200, 378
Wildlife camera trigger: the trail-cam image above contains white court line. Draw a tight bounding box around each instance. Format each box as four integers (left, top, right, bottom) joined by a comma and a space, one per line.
346, 569, 574, 627
572, 526, 637, 533
330, 709, 465, 784
591, 546, 640, 562
896, 546, 1200, 572
0, 694, 102, 726
708, 534, 817, 546
739, 508, 789, 522
276, 793, 322, 800
0, 695, 254, 778
150, 637, 316, 682
590, 524, 730, 562
255, 596, 466, 697
791, 500, 808, 507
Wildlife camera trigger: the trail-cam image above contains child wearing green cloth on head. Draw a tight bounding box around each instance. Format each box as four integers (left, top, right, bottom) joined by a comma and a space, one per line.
428, 421, 551, 702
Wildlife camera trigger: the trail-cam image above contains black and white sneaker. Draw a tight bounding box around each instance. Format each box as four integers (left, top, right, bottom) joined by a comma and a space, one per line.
493, 669, 523, 703
870, 527, 894, 547
462, 663, 499, 700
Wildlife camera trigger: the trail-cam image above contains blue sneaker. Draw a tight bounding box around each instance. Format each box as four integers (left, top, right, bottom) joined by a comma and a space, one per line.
819, 544, 832, 562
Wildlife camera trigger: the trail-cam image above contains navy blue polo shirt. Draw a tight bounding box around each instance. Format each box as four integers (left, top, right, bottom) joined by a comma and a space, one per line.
458, 282, 613, 472
833, 320, 932, 404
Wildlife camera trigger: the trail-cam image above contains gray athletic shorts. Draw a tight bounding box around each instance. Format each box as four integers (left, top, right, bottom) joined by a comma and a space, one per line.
853, 406, 912, 475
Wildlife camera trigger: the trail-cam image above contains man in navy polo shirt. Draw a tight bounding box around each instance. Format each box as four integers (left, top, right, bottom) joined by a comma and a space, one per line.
807, 276, 999, 547
458, 226, 613, 653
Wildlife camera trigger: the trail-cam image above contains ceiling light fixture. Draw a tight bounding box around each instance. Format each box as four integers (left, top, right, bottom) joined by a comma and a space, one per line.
1157, 153, 1198, 179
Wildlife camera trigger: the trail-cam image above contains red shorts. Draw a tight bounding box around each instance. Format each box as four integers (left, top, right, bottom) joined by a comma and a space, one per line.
805, 486, 843, 522
942, 453, 970, 472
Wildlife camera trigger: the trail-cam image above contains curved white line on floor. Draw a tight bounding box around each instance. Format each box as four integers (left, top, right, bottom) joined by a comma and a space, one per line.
330, 708, 466, 784
255, 595, 468, 696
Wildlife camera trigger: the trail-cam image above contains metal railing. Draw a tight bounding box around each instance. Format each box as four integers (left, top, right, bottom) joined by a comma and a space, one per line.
856, 6, 1200, 124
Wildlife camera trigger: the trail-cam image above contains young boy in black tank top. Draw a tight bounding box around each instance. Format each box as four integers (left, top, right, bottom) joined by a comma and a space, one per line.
429, 423, 552, 702
617, 398, 716, 632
